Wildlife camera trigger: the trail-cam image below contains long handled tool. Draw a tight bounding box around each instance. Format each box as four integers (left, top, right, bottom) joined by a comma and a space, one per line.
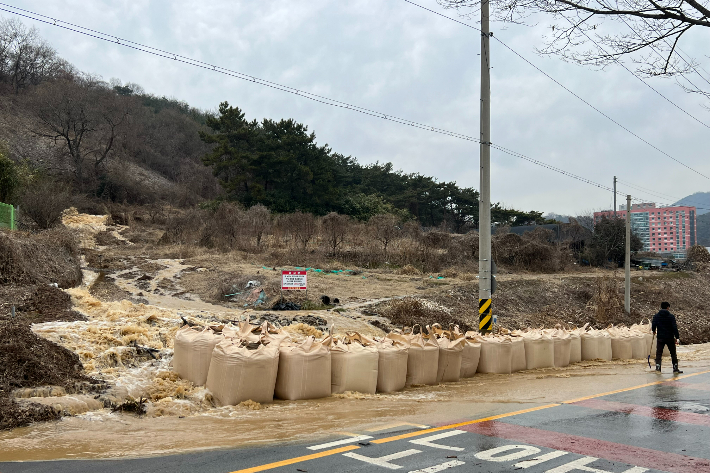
647, 333, 655, 369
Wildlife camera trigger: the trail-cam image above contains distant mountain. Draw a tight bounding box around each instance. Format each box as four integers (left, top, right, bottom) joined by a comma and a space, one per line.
674, 192, 710, 215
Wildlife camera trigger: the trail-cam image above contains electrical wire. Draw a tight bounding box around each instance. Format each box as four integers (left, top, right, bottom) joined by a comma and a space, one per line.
404, 0, 710, 181
0, 2, 704, 212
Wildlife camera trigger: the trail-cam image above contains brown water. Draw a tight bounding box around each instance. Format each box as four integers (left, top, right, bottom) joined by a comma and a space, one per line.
3, 358, 709, 461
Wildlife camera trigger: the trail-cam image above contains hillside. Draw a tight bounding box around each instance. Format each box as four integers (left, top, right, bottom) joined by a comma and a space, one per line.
0, 17, 549, 231
675, 191, 710, 215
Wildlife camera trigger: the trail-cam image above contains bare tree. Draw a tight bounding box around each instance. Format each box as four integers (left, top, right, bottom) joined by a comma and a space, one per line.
368, 214, 401, 254
245, 204, 272, 247
0, 18, 72, 93
285, 211, 317, 249
439, 0, 710, 98
321, 212, 350, 254
30, 76, 129, 189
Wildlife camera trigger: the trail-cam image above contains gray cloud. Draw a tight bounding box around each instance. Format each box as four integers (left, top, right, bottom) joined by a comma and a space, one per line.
9, 0, 710, 214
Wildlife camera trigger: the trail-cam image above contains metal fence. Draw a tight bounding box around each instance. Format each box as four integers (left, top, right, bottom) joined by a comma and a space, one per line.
0, 201, 16, 230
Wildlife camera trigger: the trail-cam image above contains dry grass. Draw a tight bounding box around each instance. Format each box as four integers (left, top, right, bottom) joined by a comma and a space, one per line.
0, 228, 82, 288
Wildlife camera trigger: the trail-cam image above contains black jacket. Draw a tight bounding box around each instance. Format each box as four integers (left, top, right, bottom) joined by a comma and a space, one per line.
652, 309, 680, 340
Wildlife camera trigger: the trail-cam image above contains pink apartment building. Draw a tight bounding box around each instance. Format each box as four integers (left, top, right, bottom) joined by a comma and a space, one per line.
594, 203, 697, 257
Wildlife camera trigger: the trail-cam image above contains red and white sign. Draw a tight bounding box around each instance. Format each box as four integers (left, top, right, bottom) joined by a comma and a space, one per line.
282, 270, 307, 290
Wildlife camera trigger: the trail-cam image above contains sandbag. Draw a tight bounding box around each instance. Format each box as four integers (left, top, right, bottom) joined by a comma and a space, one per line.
599, 330, 613, 361
631, 319, 653, 353
581, 330, 601, 360
331, 333, 379, 395
375, 338, 409, 393
511, 337, 527, 372
172, 326, 222, 386
522, 332, 555, 370
476, 335, 513, 374
460, 336, 482, 378
608, 327, 633, 360
275, 336, 332, 400
629, 331, 647, 360
395, 327, 439, 386
651, 337, 671, 357
550, 329, 572, 368
569, 332, 582, 364
205, 340, 279, 405
434, 332, 466, 383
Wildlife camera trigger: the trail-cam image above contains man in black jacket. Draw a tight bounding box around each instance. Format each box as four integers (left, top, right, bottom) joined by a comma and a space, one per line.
652, 301, 682, 374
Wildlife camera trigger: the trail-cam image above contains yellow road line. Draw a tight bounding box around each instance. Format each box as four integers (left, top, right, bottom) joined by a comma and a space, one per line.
229, 445, 360, 473
371, 404, 560, 444
366, 422, 430, 432
563, 368, 710, 404
230, 369, 710, 471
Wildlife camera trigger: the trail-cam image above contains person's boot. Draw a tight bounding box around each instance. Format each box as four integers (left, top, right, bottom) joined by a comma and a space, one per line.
655, 363, 662, 372
673, 364, 683, 374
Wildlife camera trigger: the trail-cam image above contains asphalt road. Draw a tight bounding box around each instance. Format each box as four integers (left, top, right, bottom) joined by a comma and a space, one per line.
2, 370, 709, 473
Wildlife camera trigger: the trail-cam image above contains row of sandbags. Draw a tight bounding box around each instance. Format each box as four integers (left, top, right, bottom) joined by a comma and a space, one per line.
172, 323, 485, 406
172, 320, 663, 406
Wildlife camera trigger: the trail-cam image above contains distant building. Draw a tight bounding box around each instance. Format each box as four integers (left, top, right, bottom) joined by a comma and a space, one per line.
594, 203, 697, 258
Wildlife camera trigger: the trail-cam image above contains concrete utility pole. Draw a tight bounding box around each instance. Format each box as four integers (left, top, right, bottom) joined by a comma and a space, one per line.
479, 0, 493, 333
625, 195, 631, 314
613, 176, 617, 217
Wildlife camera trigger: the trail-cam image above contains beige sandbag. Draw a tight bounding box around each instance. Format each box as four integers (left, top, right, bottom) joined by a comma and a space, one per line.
434, 332, 466, 383
550, 329, 572, 368
206, 340, 279, 405
522, 332, 555, 370
599, 330, 613, 361
331, 333, 379, 395
223, 316, 261, 343
631, 319, 653, 353
275, 336, 332, 400
569, 333, 581, 364
396, 326, 439, 386
511, 337, 527, 372
629, 331, 647, 359
476, 335, 513, 374
375, 337, 409, 393
581, 330, 601, 360
608, 326, 633, 360
460, 335, 482, 378
173, 326, 222, 386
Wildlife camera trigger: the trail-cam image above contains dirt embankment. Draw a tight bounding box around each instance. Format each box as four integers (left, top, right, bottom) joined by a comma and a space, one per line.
372, 270, 710, 344
0, 229, 101, 430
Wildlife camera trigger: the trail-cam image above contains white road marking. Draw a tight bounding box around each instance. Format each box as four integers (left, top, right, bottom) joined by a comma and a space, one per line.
409, 430, 466, 451
475, 444, 542, 462
545, 456, 648, 473
409, 459, 466, 472
343, 449, 422, 469
515, 451, 569, 468
307, 435, 373, 450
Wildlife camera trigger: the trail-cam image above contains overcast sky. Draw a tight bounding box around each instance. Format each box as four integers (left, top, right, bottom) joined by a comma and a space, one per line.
6, 0, 710, 215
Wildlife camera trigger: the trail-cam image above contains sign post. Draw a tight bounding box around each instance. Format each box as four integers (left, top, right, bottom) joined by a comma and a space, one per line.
281, 271, 307, 291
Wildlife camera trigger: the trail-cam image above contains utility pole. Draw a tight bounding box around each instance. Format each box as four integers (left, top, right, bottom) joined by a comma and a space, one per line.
479, 0, 493, 333
625, 195, 631, 314
613, 176, 617, 218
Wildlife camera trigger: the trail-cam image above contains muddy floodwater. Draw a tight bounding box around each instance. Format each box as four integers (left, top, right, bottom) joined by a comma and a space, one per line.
2, 353, 709, 461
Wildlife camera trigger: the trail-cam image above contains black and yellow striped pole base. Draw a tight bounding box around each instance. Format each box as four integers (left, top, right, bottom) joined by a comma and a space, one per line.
479, 298, 492, 332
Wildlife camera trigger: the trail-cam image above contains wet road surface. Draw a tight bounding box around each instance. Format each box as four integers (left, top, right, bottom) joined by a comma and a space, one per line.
2, 369, 709, 473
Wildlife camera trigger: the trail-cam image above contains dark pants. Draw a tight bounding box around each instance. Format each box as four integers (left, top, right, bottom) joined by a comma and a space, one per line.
656, 338, 678, 365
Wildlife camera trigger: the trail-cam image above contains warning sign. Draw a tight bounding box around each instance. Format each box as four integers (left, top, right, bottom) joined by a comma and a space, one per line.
282, 270, 307, 290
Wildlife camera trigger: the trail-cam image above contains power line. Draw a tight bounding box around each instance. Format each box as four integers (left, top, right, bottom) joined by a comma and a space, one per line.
563, 15, 710, 132
0, 2, 698, 211
405, 0, 710, 181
